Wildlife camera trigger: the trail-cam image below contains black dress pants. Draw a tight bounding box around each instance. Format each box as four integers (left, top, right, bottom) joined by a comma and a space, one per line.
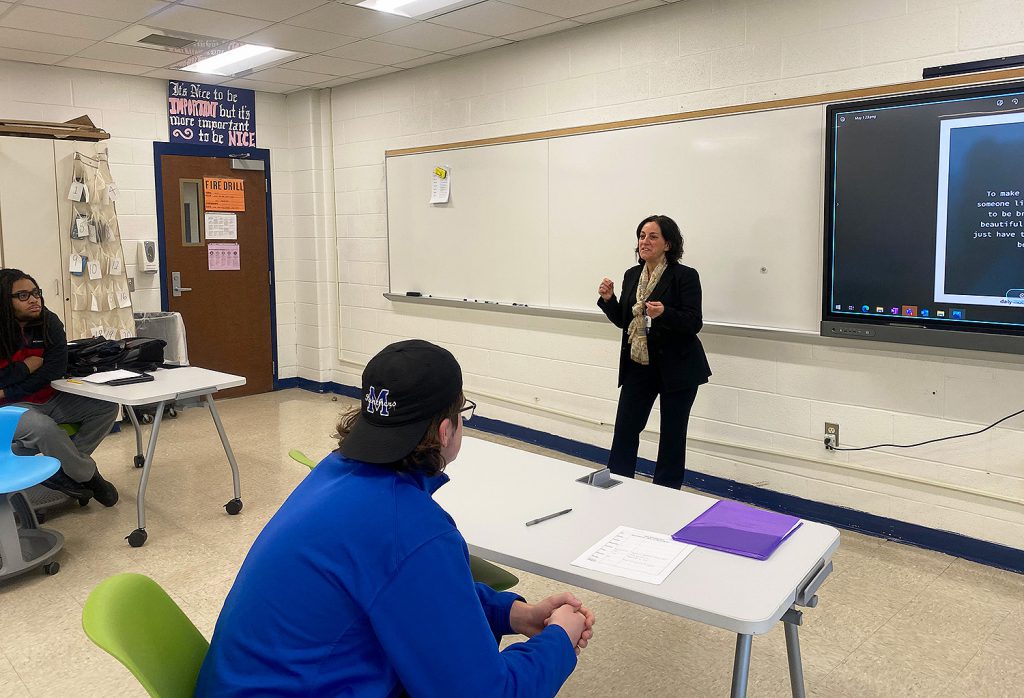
608, 361, 699, 490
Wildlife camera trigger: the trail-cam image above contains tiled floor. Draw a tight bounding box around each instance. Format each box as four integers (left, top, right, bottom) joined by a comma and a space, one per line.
0, 389, 1021, 697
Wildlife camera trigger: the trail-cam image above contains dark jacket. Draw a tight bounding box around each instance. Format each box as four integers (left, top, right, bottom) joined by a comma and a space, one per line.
0, 308, 66, 405
598, 262, 712, 391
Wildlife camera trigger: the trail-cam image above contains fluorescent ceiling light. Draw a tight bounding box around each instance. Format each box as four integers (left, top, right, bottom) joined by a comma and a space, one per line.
181, 44, 296, 76
356, 0, 468, 18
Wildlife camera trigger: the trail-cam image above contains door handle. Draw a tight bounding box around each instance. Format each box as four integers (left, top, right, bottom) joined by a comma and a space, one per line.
171, 271, 192, 297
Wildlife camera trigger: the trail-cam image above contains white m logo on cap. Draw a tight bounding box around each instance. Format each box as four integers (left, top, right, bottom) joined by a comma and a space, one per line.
365, 386, 395, 416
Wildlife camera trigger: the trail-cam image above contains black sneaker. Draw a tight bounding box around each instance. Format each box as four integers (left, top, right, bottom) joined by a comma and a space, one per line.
42, 471, 94, 501
87, 471, 118, 507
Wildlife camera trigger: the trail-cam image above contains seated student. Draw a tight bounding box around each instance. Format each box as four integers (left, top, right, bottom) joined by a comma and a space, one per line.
0, 269, 118, 506
197, 339, 596, 697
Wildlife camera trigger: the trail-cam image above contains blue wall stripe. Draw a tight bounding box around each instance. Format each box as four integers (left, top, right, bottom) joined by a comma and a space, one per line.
276, 377, 1024, 574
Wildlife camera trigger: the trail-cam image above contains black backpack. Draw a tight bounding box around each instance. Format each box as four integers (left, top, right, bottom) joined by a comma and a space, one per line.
66, 337, 167, 377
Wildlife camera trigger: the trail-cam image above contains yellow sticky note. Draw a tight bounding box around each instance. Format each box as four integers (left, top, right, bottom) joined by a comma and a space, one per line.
434, 166, 447, 179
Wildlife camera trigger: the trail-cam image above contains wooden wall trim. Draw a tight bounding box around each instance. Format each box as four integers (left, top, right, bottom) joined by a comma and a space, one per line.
385, 67, 1024, 158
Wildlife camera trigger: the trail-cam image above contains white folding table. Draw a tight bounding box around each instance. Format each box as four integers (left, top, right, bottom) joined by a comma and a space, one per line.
51, 366, 246, 547
435, 437, 840, 698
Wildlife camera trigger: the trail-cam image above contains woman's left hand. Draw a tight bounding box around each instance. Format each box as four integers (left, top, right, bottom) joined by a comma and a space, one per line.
645, 301, 664, 319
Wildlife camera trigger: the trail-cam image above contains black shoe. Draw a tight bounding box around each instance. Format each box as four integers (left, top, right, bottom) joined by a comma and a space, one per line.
87, 471, 118, 507
42, 471, 94, 501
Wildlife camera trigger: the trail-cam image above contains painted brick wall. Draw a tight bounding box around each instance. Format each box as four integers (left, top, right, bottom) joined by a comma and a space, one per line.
320, 0, 1024, 547
0, 59, 293, 373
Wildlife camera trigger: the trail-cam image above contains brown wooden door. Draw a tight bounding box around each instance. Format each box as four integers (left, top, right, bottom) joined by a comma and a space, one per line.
158, 154, 273, 397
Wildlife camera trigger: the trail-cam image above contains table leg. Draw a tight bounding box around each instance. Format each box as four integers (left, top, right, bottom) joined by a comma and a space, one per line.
731, 633, 752, 698
124, 405, 145, 468
126, 400, 165, 548
784, 611, 807, 698
204, 394, 243, 515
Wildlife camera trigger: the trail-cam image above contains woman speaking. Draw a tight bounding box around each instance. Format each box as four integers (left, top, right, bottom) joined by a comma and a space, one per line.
597, 214, 711, 490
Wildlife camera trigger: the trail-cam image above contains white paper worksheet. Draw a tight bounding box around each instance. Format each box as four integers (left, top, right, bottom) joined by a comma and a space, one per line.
571, 526, 695, 584
81, 369, 143, 384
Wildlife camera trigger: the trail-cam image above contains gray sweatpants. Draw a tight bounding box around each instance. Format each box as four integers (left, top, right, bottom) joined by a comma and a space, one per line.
12, 392, 119, 482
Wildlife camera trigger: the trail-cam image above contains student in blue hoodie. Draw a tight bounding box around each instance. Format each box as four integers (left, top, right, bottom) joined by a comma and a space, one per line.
197, 339, 595, 697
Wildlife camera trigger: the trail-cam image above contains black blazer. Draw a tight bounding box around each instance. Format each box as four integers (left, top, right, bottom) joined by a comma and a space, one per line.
598, 263, 712, 391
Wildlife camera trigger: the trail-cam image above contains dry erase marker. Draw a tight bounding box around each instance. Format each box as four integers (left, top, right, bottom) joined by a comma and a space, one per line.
525, 508, 572, 527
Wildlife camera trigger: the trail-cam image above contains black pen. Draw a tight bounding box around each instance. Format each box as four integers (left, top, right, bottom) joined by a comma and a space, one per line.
525, 508, 572, 527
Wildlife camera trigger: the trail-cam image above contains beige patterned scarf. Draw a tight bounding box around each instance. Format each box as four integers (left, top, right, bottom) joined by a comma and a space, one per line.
627, 260, 667, 365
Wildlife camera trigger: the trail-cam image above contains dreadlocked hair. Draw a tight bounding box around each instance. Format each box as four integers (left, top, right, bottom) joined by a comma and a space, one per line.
0, 269, 48, 360
335, 390, 464, 477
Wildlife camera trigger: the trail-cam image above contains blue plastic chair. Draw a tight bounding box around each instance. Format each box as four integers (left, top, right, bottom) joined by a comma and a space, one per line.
0, 406, 64, 580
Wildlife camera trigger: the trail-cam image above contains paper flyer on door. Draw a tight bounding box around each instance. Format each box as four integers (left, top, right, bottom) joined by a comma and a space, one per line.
208, 243, 241, 271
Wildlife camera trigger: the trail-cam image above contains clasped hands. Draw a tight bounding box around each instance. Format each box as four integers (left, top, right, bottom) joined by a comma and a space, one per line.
597, 278, 664, 318
510, 592, 595, 656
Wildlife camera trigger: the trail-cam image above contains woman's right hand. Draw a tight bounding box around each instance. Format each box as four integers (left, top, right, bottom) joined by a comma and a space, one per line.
598, 278, 615, 301
23, 356, 44, 373
547, 604, 588, 654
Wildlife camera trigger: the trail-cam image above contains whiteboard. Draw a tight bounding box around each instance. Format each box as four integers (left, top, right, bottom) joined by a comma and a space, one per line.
387, 140, 549, 307
387, 105, 826, 333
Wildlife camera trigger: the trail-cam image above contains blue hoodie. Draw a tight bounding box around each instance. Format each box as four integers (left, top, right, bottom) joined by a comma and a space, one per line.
196, 452, 577, 697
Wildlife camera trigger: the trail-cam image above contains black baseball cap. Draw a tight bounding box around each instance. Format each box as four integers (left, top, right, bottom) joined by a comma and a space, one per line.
339, 339, 463, 464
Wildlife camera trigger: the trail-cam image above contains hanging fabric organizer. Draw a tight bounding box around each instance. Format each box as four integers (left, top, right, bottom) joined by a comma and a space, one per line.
66, 150, 135, 341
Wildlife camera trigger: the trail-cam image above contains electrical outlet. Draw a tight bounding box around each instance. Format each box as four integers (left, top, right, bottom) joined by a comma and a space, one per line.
824, 422, 839, 449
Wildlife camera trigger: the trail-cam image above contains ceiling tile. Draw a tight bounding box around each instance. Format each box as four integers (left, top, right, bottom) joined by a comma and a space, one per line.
394, 53, 452, 69
246, 66, 332, 86
77, 42, 183, 68
443, 37, 512, 56
22, 0, 169, 23
0, 5, 127, 41
146, 5, 272, 40
574, 0, 664, 23
323, 40, 430, 66
309, 75, 357, 89
144, 68, 229, 84
349, 65, 400, 79
429, 1, 560, 36
282, 54, 380, 76
502, 19, 580, 41
240, 24, 358, 53
0, 46, 63, 65
181, 0, 330, 23
502, 0, 646, 18
286, 3, 413, 38
222, 77, 296, 93
59, 57, 152, 76
374, 23, 490, 52
0, 27, 94, 55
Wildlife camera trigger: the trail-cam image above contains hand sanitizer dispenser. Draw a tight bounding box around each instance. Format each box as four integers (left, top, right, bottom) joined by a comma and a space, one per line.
138, 240, 159, 273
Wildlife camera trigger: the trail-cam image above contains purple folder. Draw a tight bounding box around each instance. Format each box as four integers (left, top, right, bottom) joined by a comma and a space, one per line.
671, 500, 802, 560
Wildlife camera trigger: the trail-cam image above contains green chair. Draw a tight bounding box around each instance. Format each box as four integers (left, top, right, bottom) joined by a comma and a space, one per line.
288, 450, 520, 592
82, 573, 209, 698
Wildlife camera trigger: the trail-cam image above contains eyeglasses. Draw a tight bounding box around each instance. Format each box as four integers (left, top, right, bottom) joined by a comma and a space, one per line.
459, 398, 476, 422
12, 289, 42, 302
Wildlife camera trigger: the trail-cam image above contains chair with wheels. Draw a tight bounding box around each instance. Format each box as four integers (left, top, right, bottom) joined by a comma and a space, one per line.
82, 572, 209, 698
0, 406, 64, 581
287, 449, 520, 592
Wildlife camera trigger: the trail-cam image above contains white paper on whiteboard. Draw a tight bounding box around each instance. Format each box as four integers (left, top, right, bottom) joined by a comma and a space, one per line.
430, 166, 450, 204
204, 212, 238, 240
